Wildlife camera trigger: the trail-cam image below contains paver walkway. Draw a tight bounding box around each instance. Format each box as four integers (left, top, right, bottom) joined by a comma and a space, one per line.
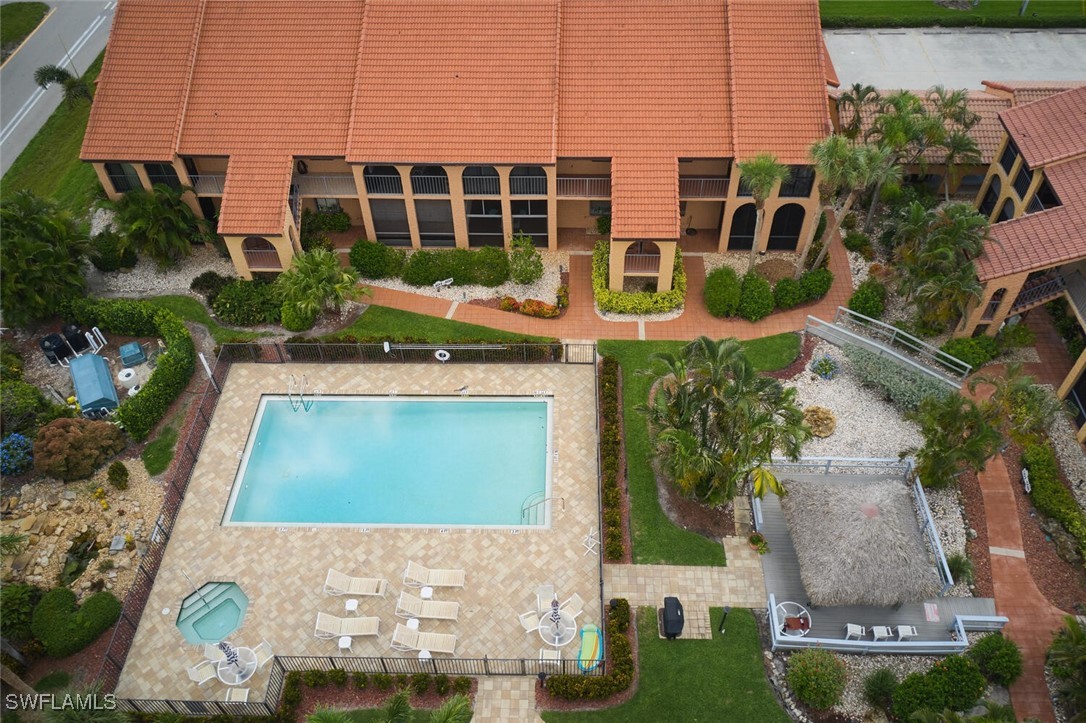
365, 233, 853, 341
473, 677, 543, 722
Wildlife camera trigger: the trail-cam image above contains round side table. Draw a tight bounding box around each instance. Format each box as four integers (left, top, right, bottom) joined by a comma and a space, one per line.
345, 599, 359, 615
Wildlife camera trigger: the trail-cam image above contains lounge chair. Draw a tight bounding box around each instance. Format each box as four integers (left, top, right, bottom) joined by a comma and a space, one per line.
253, 639, 274, 668
314, 612, 380, 639
540, 647, 561, 667
395, 591, 460, 621
203, 643, 225, 662
324, 568, 388, 597
561, 593, 584, 620
402, 561, 465, 588
391, 623, 457, 655
224, 688, 249, 703
536, 584, 554, 614
519, 610, 539, 633
186, 660, 218, 686
844, 623, 865, 640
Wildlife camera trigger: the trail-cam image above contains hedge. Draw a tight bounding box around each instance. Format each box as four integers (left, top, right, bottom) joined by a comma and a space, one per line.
940, 335, 998, 371
211, 279, 281, 326
1021, 443, 1086, 559
848, 278, 887, 319
738, 273, 774, 322
704, 266, 741, 317
67, 298, 196, 441
599, 357, 626, 561
400, 248, 509, 287
844, 344, 952, 411
348, 239, 406, 279
821, 15, 1086, 30
892, 656, 985, 721
545, 598, 632, 699
31, 588, 121, 658
592, 240, 685, 314
773, 277, 806, 310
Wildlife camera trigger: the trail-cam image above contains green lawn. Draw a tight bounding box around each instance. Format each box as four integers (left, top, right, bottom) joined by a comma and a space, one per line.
820, 0, 1085, 27
333, 305, 552, 344
1, 2, 49, 60
0, 52, 103, 215
543, 608, 789, 723
143, 295, 269, 345
598, 334, 800, 566
142, 425, 178, 476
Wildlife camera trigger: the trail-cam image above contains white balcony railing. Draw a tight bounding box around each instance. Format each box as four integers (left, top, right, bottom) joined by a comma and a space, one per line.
510, 176, 547, 196
679, 177, 729, 198
556, 177, 610, 198
624, 254, 661, 274
410, 175, 450, 195
243, 249, 282, 270
293, 174, 357, 197
191, 174, 226, 195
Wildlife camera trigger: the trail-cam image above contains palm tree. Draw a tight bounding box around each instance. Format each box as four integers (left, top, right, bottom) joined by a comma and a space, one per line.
108, 183, 203, 269
275, 248, 362, 318
640, 336, 808, 504
1048, 616, 1086, 718
904, 394, 1002, 489
836, 83, 880, 141
928, 85, 980, 133
939, 130, 982, 203
306, 692, 472, 723
736, 154, 791, 273
914, 265, 983, 328
971, 363, 1065, 445
794, 135, 851, 278
33, 64, 93, 107
0, 190, 90, 326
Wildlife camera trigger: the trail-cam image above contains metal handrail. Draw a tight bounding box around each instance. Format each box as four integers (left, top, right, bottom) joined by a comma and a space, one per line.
191, 174, 225, 195
410, 175, 450, 195
1011, 273, 1066, 313
521, 495, 564, 523
463, 176, 500, 195
364, 174, 404, 195
830, 307, 972, 381
624, 253, 661, 274
556, 176, 611, 197
243, 249, 282, 270
679, 176, 729, 197
293, 174, 357, 196
510, 176, 547, 195
913, 477, 954, 596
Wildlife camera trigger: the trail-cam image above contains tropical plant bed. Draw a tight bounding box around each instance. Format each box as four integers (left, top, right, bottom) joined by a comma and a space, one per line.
469, 270, 570, 320
291, 674, 477, 720
955, 467, 995, 600
536, 613, 639, 713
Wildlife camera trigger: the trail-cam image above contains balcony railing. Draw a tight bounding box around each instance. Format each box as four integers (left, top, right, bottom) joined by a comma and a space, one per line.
293, 174, 357, 197
510, 176, 547, 196
1011, 273, 1066, 313
624, 254, 661, 274
244, 249, 282, 270
556, 176, 610, 198
364, 174, 403, 195
410, 175, 450, 195
463, 176, 500, 195
679, 176, 729, 198
191, 174, 225, 195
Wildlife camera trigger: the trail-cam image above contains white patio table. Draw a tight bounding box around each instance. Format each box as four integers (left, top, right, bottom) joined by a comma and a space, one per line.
216, 646, 258, 685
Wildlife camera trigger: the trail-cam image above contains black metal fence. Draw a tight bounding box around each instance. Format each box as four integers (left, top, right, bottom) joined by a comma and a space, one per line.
216, 341, 596, 365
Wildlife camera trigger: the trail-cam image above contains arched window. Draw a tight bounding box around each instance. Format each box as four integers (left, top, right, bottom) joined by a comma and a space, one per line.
767, 203, 805, 251
997, 198, 1015, 222
728, 204, 757, 250
463, 166, 499, 195
410, 166, 449, 195
510, 166, 547, 195
625, 241, 661, 274
363, 165, 402, 195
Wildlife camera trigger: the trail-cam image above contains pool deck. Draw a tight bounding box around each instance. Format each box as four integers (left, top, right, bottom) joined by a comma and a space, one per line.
115, 363, 601, 704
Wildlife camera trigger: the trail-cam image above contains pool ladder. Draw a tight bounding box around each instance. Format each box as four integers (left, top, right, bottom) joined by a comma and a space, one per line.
287, 375, 322, 413
520, 492, 564, 525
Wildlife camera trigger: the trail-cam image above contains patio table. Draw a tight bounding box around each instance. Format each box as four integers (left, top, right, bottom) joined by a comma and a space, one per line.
216, 646, 257, 685
774, 601, 812, 637
538, 610, 576, 647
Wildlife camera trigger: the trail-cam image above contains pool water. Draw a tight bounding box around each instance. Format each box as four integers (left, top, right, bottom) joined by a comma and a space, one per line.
224, 396, 551, 526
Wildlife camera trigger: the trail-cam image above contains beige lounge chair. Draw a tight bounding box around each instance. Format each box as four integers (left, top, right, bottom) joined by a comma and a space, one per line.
402, 561, 466, 588
560, 593, 584, 620
391, 623, 457, 655
324, 568, 389, 597
186, 659, 217, 686
253, 639, 273, 668
315, 612, 380, 639
395, 591, 460, 621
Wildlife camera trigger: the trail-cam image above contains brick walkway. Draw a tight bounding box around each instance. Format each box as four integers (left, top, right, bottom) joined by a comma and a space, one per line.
472, 677, 543, 722
365, 233, 853, 341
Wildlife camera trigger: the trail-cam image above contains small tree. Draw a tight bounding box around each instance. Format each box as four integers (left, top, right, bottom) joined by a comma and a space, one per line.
508, 231, 544, 284
33, 64, 93, 107
1049, 616, 1086, 719
736, 154, 790, 273
33, 418, 126, 482
904, 394, 1001, 489
836, 83, 881, 141
108, 184, 203, 269
970, 363, 1064, 445
275, 248, 362, 319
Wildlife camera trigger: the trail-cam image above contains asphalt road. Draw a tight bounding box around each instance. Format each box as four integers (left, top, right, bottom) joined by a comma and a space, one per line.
0, 1, 116, 177
825, 27, 1086, 90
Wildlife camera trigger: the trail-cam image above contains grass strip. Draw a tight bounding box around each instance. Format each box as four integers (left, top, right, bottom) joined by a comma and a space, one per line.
333, 305, 552, 344
820, 0, 1085, 28
142, 426, 178, 477
1, 3, 49, 60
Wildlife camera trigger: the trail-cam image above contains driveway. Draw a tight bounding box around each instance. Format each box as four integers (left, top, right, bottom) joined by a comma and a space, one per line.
824, 28, 1086, 89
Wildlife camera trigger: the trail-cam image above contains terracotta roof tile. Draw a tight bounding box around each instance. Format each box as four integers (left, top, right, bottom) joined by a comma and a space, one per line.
347, 0, 558, 165
822, 35, 840, 89
217, 155, 293, 236
981, 80, 1086, 107
1000, 86, 1086, 168
728, 0, 831, 164
80, 0, 201, 161
978, 155, 1086, 281
610, 156, 679, 239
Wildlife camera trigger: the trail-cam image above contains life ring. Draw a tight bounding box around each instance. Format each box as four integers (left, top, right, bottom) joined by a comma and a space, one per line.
434, 349, 451, 362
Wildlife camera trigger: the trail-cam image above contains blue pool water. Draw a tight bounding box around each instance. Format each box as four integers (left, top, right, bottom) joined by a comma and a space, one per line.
224, 396, 551, 526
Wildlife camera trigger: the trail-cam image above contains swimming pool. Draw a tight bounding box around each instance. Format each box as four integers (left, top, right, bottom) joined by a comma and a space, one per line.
223, 395, 551, 526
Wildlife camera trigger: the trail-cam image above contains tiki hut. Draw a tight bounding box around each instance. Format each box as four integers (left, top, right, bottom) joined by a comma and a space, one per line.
779, 478, 941, 607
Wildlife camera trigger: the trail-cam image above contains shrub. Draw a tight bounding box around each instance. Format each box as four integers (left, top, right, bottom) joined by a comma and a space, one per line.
499, 296, 520, 312
848, 278, 887, 319
799, 267, 834, 301
352, 672, 368, 689
107, 461, 129, 490
703, 266, 741, 317
840, 212, 857, 231
997, 321, 1035, 350
348, 239, 405, 279
891, 671, 932, 721
212, 280, 281, 326
592, 240, 685, 314
33, 418, 126, 482
968, 633, 1024, 686
1021, 443, 1086, 559
189, 270, 235, 305
1, 342, 23, 379
609, 598, 631, 633
596, 215, 611, 235
941, 336, 999, 371
926, 655, 986, 712
98, 558, 115, 571
1, 379, 66, 437
844, 344, 953, 411
509, 232, 544, 284
1, 433, 33, 476
786, 649, 847, 710
31, 588, 121, 658
411, 673, 431, 695
599, 357, 626, 562
0, 583, 41, 643
809, 355, 839, 380
372, 673, 393, 691
947, 552, 974, 585
556, 284, 569, 309
327, 668, 348, 686
737, 273, 774, 322
303, 670, 329, 687
862, 668, 898, 712
842, 230, 873, 258
545, 597, 633, 700
280, 302, 317, 333
773, 277, 806, 310
89, 230, 137, 272
433, 673, 450, 695
401, 249, 474, 286
453, 676, 472, 695
66, 298, 196, 441
474, 246, 510, 286
519, 298, 560, 318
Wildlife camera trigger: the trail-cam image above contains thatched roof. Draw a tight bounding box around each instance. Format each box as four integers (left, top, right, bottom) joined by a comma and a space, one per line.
779, 478, 941, 607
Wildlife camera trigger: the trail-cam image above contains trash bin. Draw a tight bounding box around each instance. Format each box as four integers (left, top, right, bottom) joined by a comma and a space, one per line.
663, 596, 684, 639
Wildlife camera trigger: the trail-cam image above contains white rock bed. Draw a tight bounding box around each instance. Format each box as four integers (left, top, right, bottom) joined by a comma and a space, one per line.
703, 251, 799, 276
593, 303, 684, 323
86, 245, 236, 296
846, 250, 870, 288
362, 250, 567, 305
1047, 402, 1086, 513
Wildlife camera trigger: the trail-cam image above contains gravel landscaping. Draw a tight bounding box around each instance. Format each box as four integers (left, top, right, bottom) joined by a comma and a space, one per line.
703, 251, 799, 276
1047, 406, 1086, 512
86, 244, 235, 297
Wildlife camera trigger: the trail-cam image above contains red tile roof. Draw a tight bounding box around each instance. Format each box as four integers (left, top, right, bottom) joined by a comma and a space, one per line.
80, 0, 201, 161
217, 155, 293, 236
978, 155, 1086, 282
610, 157, 679, 239
348, 0, 558, 165
981, 80, 1086, 107
822, 36, 840, 89
999, 86, 1086, 168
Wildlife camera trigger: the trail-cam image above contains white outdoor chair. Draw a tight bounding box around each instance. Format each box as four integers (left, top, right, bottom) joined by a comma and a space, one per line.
844, 623, 865, 640
539, 648, 561, 667
203, 643, 225, 662
519, 610, 539, 633
253, 639, 274, 668
871, 625, 893, 642
224, 688, 249, 703
536, 584, 555, 614
582, 528, 600, 556
186, 660, 217, 686
896, 625, 918, 641
560, 593, 584, 621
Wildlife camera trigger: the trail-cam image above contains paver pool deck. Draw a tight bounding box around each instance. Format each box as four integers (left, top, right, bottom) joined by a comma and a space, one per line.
116, 362, 602, 704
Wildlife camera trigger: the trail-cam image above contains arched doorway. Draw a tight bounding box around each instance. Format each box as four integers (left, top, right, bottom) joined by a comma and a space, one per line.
767, 203, 805, 251
624, 241, 661, 275
728, 204, 756, 251
242, 237, 280, 270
